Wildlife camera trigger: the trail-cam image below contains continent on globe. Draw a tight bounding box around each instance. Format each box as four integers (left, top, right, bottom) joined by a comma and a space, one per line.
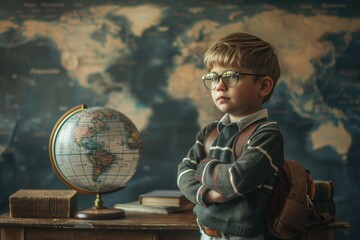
88, 149, 115, 181
73, 109, 116, 181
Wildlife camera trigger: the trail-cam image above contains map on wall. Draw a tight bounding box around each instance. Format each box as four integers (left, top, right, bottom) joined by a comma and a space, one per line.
0, 0, 359, 238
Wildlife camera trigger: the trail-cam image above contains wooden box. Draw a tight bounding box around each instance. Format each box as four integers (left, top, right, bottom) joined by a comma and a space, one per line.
9, 189, 77, 218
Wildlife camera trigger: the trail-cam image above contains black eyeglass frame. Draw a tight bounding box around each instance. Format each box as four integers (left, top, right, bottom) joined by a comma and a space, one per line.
202, 70, 265, 90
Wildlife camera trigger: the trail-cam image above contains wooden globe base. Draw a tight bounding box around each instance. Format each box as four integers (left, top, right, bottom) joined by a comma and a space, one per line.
74, 206, 125, 220
74, 194, 125, 220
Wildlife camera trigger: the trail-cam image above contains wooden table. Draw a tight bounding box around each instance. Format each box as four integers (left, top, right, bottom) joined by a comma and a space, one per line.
0, 211, 350, 240
0, 211, 200, 240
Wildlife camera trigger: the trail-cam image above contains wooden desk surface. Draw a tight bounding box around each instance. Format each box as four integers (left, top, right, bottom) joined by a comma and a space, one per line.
0, 211, 198, 230
0, 211, 350, 240
0, 211, 200, 240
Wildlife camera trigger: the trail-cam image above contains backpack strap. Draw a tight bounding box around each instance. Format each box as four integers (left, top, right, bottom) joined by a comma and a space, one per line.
233, 123, 260, 158
203, 127, 218, 156
203, 121, 265, 158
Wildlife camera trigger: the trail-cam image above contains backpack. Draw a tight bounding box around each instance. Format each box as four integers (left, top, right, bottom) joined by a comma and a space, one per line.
203, 122, 316, 240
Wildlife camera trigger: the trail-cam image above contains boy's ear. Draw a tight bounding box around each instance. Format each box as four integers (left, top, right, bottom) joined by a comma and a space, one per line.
259, 76, 273, 97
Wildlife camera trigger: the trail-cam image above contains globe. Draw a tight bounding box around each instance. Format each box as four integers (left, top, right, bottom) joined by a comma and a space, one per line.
49, 104, 142, 219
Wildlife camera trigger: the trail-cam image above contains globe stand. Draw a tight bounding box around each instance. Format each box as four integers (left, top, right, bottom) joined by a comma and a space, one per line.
74, 193, 125, 220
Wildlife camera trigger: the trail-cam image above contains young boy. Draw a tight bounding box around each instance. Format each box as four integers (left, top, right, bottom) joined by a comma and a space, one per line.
177, 32, 284, 240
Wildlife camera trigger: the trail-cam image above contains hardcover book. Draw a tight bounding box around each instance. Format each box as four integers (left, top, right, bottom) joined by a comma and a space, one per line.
313, 180, 334, 201
9, 189, 77, 218
139, 190, 190, 207
114, 201, 194, 214
312, 200, 336, 216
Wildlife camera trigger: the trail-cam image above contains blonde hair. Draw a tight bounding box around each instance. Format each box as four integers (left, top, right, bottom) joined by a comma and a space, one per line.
204, 32, 280, 103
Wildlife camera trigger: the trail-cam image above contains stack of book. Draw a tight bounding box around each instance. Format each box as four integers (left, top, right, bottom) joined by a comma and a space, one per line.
309, 180, 336, 223
114, 190, 194, 214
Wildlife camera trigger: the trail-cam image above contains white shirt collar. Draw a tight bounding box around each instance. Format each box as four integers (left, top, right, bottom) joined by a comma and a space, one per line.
217, 109, 268, 132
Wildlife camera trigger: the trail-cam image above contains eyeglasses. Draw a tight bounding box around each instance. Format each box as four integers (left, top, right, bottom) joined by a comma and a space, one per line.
202, 70, 265, 90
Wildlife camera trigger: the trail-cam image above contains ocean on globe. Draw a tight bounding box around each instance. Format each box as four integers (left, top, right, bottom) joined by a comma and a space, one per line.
49, 104, 142, 195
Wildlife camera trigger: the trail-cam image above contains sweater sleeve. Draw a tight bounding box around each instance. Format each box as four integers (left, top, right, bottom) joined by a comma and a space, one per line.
177, 123, 217, 207
194, 122, 284, 199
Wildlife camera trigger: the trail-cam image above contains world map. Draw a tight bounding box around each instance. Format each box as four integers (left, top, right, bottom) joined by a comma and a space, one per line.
0, 1, 359, 238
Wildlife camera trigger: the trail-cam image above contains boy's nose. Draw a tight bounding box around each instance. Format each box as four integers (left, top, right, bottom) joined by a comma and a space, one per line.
214, 79, 227, 91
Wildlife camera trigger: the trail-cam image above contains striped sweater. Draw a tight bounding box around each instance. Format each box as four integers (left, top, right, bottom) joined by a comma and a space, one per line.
177, 109, 284, 237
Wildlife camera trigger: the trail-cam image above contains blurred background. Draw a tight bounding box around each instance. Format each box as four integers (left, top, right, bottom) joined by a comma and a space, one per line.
0, 0, 359, 239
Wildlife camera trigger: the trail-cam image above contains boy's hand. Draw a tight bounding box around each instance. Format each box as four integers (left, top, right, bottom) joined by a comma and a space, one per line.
206, 189, 227, 203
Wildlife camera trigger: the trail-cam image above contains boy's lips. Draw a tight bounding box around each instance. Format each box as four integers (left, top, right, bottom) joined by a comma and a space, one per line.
216, 96, 230, 101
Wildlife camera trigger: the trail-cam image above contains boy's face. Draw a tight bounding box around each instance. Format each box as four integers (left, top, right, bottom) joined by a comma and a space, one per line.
209, 65, 264, 122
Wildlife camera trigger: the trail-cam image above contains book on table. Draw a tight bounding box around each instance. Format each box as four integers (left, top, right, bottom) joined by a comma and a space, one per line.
9, 189, 77, 218
114, 201, 194, 214
309, 180, 336, 223
139, 189, 190, 207
313, 180, 334, 201
114, 189, 193, 214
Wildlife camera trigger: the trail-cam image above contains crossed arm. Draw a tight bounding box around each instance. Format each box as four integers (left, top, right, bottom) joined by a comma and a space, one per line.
177, 125, 282, 207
